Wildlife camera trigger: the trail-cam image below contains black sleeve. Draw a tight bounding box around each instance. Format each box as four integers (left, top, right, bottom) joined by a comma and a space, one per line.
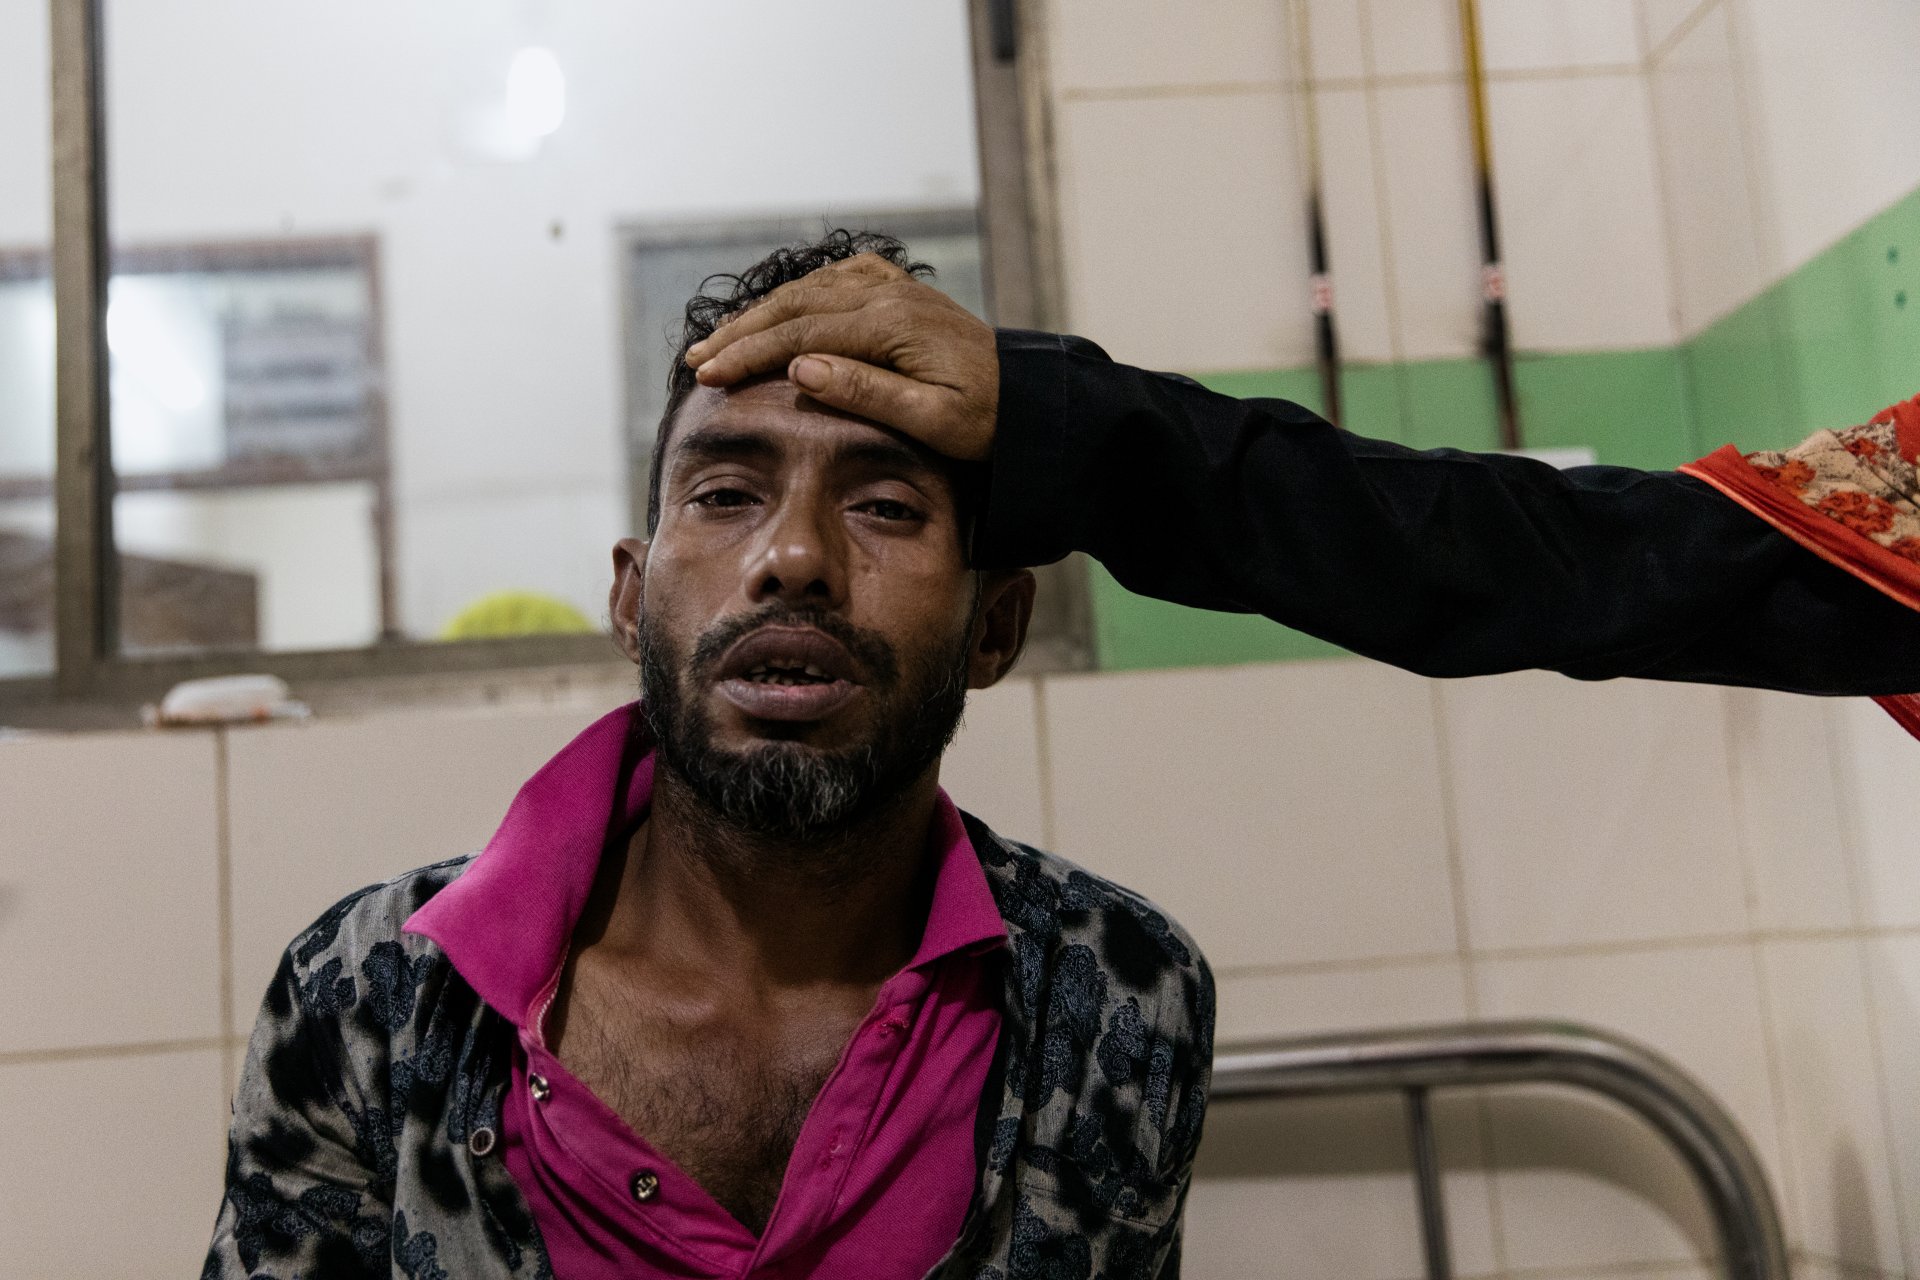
973, 329, 1920, 695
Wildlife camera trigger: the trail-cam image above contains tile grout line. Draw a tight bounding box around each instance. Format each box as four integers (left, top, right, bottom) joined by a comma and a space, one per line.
1426, 682, 1479, 991
1356, 0, 1416, 441
1852, 934, 1915, 1277
1632, 0, 1656, 69
1789, 1244, 1912, 1280
1276, 1256, 1713, 1280
0, 1036, 231, 1068
1031, 676, 1059, 853
1475, 920, 1920, 958
1055, 63, 1644, 103
1214, 949, 1466, 984
1822, 700, 1875, 949
1720, 0, 1787, 302
1426, 679, 1510, 1276
1825, 697, 1920, 1274
215, 727, 237, 1108
1491, 1259, 1718, 1280
1644, 0, 1727, 72
1633, 0, 1698, 389
1712, 689, 1805, 1239
1715, 691, 1769, 939
1207, 919, 1920, 985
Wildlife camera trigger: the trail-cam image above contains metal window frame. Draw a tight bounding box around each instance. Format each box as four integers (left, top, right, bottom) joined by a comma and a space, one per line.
2, 233, 400, 641
7, 0, 1074, 718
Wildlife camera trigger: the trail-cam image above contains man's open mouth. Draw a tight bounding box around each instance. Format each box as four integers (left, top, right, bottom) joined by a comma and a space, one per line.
713, 625, 867, 722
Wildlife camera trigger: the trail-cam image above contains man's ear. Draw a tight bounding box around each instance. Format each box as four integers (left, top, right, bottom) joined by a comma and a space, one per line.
967, 570, 1036, 690
609, 537, 650, 663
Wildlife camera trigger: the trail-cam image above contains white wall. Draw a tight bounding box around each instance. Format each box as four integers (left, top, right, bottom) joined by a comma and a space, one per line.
6, 668, 1920, 1277
1045, 0, 1677, 374
1646, 0, 1920, 336
1047, 0, 1920, 379
1645, 0, 1771, 336
0, 0, 982, 638
1730, 0, 1920, 277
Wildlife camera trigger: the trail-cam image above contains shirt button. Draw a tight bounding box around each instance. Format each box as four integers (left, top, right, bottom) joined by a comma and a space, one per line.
630, 1169, 660, 1203
529, 1074, 551, 1102
468, 1126, 497, 1157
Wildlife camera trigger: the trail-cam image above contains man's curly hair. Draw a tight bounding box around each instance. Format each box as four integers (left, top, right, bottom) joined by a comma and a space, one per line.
646, 229, 936, 533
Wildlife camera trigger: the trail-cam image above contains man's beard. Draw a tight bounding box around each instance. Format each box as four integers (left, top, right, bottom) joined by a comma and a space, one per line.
636, 599, 973, 843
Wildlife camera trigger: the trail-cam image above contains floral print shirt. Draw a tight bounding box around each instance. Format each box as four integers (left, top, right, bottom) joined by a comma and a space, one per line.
203, 815, 1215, 1280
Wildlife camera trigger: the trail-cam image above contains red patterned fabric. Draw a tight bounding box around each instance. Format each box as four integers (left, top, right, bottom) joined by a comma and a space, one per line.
1680, 395, 1920, 739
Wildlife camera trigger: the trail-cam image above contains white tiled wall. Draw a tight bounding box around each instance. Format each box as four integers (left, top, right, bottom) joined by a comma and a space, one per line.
1044, 0, 1693, 376
1373, 80, 1487, 361
1202, 960, 1501, 1280
1731, 0, 1920, 275
1046, 0, 1920, 380
1313, 86, 1400, 361
1046, 662, 1458, 969
0, 1048, 227, 1279
9, 663, 1919, 1276
1646, 1, 1772, 336
1644, 0, 1920, 339
1474, 943, 1778, 1269
0, 731, 222, 1055
221, 703, 597, 1028
1053, 90, 1315, 372
1488, 72, 1677, 351
1477, 0, 1642, 72
1439, 673, 1747, 952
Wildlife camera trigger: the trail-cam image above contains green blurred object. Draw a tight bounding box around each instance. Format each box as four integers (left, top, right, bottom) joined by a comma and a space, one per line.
440, 591, 597, 640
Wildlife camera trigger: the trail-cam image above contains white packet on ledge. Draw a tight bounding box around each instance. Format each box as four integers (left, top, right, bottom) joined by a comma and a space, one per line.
145, 674, 311, 728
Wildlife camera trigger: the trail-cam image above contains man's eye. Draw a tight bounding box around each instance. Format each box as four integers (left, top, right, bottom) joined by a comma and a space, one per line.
857, 499, 922, 522
692, 488, 757, 509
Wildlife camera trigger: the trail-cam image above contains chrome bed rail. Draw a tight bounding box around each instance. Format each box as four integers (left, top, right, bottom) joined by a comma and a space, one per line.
1210, 1020, 1790, 1280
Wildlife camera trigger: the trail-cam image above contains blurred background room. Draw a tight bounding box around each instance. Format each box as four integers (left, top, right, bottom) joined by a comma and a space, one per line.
5, 0, 1920, 1276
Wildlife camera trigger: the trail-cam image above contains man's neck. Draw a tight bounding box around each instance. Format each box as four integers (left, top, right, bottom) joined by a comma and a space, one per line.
578, 764, 942, 993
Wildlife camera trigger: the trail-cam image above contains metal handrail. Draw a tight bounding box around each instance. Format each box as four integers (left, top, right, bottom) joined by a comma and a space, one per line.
1210, 1019, 1790, 1280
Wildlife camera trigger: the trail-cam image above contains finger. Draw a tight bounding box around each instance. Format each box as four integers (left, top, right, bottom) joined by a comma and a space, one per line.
686, 274, 884, 366
833, 252, 913, 282
787, 355, 951, 445
695, 310, 905, 387
689, 283, 867, 364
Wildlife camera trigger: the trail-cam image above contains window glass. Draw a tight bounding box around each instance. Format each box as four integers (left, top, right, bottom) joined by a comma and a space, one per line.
0, 0, 54, 677
103, 0, 984, 656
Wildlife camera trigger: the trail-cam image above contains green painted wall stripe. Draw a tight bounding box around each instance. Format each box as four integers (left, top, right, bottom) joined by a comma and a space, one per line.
1091, 183, 1920, 672
1686, 183, 1920, 454
1093, 347, 1696, 670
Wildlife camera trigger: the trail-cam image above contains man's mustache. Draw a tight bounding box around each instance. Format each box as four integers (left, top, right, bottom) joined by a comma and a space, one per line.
687, 604, 900, 687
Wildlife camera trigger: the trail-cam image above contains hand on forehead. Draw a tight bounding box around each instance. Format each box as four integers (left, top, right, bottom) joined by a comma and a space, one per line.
685, 251, 999, 465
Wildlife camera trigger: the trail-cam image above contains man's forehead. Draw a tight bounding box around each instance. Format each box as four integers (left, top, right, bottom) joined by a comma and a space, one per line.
668, 378, 941, 469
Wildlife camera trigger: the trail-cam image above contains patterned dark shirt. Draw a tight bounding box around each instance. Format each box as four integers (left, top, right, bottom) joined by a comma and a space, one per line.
204, 815, 1215, 1279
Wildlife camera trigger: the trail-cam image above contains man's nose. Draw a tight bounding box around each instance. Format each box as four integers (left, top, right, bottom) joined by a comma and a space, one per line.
746, 496, 845, 606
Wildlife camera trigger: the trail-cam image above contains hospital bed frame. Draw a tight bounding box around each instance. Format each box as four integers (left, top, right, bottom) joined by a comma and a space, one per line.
1210, 1021, 1790, 1279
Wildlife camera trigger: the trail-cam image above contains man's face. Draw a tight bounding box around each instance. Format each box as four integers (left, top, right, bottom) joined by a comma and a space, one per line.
615, 377, 1027, 840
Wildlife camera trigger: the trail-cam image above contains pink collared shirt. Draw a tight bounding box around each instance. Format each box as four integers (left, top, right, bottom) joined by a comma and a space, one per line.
406, 705, 1007, 1280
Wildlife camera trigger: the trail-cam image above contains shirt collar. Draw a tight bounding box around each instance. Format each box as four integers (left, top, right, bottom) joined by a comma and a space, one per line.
404, 702, 1006, 1028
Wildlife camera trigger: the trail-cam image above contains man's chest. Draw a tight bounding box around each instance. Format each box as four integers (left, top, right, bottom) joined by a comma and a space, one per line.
551, 972, 875, 1235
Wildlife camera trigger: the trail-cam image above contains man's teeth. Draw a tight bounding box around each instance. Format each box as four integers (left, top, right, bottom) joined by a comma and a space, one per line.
742, 662, 832, 684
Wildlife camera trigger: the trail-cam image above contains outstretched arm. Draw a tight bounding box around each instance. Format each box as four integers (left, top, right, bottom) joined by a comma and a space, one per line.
977, 330, 1920, 693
